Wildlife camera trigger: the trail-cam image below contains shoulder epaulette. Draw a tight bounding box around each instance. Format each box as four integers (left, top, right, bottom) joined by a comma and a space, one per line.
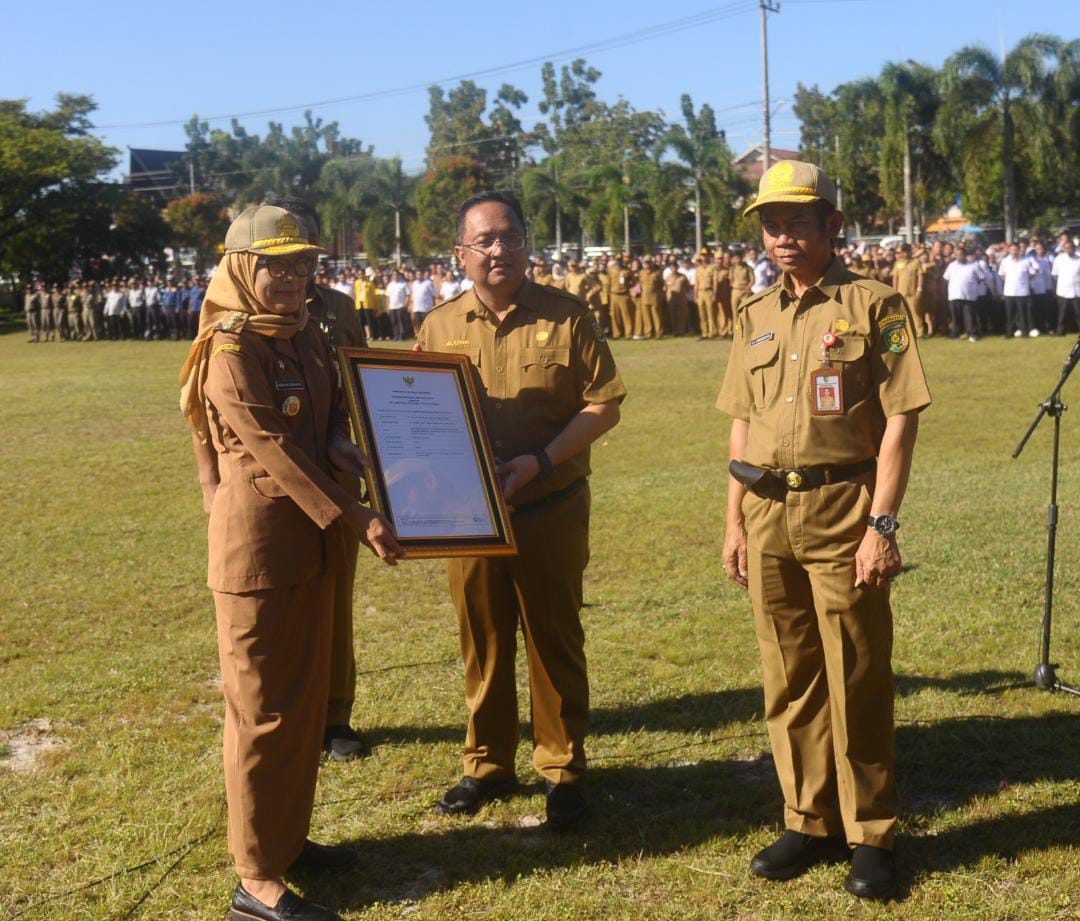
215, 311, 247, 333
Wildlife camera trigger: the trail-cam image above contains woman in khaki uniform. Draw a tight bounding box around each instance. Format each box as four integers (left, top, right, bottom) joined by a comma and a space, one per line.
180, 204, 400, 921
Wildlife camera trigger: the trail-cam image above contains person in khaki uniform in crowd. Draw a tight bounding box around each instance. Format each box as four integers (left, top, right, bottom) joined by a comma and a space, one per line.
418, 191, 625, 830
269, 197, 371, 764
23, 283, 42, 343
607, 257, 635, 339
47, 283, 66, 341
596, 256, 611, 333
916, 248, 941, 337
695, 251, 719, 338
718, 161, 930, 901
79, 282, 102, 341
65, 283, 84, 341
715, 251, 734, 338
891, 244, 926, 336
532, 257, 553, 287
635, 255, 666, 339
665, 265, 691, 335
182, 204, 401, 921
729, 247, 755, 313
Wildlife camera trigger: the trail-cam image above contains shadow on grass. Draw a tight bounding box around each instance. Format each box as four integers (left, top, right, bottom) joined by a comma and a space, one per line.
895, 669, 1032, 697
313, 706, 1080, 910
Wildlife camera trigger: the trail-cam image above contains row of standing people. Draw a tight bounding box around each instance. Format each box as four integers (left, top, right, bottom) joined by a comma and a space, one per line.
22, 277, 207, 343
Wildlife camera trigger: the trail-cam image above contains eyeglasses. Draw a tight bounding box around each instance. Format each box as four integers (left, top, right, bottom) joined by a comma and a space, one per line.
256, 256, 316, 278
459, 234, 527, 255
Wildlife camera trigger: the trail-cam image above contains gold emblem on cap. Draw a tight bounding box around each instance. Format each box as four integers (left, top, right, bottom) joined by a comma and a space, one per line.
835, 319, 850, 332
536, 331, 550, 343
786, 471, 804, 489
767, 161, 795, 191
276, 214, 302, 239
282, 395, 301, 416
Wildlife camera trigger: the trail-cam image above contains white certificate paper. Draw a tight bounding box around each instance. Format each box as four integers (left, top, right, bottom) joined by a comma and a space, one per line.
358, 367, 498, 539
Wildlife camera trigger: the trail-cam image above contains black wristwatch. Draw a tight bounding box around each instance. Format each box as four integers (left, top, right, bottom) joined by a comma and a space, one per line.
533, 449, 555, 481
867, 514, 900, 537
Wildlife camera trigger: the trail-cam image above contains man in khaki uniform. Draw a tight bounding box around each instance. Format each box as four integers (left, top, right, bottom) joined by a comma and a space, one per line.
635, 256, 666, 339
718, 161, 930, 900
269, 196, 371, 763
729, 247, 755, 314
23, 283, 41, 343
695, 251, 719, 338
891, 244, 925, 336
65, 283, 84, 341
532, 258, 553, 287
48, 283, 66, 341
665, 266, 691, 335
418, 191, 625, 830
607, 257, 634, 339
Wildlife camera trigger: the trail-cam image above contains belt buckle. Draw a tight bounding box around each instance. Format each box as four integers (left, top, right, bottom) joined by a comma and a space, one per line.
785, 470, 804, 490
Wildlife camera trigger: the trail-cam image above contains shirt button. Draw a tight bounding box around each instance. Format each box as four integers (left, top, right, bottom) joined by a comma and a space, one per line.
496, 365, 504, 372
785, 396, 794, 403
790, 353, 798, 361
495, 402, 503, 410
495, 439, 503, 448
783, 440, 790, 447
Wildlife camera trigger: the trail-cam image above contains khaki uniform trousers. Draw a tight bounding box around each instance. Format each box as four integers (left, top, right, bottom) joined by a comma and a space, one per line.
81, 304, 100, 340
731, 287, 750, 316
214, 573, 334, 878
743, 475, 897, 850
697, 293, 718, 338
912, 290, 936, 338
716, 291, 733, 338
25, 306, 40, 341
609, 294, 634, 340
326, 529, 358, 726
635, 300, 665, 338
447, 487, 591, 785
667, 298, 689, 336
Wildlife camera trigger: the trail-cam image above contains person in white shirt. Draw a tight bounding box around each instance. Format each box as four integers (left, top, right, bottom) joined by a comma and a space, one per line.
385, 270, 410, 340
998, 243, 1039, 338
103, 283, 129, 340
749, 247, 776, 293
143, 280, 163, 340
1030, 241, 1055, 332
943, 247, 988, 341
1052, 238, 1080, 335
127, 281, 145, 338
410, 271, 436, 332
439, 273, 462, 303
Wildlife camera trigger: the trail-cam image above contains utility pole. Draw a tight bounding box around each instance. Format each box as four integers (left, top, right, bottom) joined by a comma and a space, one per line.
834, 135, 844, 212
189, 161, 196, 195
760, 0, 780, 173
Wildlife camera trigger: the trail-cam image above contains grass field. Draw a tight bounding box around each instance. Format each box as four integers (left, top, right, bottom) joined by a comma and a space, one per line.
1, 326, 1078, 920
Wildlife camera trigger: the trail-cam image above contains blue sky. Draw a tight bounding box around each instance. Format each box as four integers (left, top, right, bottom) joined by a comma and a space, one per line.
4, 1, 1074, 178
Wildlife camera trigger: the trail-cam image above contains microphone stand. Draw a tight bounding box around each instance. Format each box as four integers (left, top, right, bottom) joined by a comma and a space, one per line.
1013, 334, 1080, 696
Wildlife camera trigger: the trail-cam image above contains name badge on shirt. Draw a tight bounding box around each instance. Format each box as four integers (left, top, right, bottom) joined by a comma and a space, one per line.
810, 367, 844, 415
274, 379, 305, 391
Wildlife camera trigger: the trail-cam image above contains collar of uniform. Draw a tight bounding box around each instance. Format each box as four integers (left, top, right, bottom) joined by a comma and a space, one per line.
780, 256, 847, 308
456, 277, 538, 320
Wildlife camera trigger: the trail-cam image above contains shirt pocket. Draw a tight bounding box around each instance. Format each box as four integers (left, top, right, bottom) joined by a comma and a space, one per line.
746, 339, 780, 409
249, 473, 289, 499
520, 346, 571, 396
832, 336, 871, 408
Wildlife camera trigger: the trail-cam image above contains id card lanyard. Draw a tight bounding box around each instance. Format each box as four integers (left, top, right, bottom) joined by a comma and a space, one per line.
810, 332, 844, 415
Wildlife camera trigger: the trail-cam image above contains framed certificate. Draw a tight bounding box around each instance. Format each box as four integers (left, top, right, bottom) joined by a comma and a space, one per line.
337, 347, 517, 558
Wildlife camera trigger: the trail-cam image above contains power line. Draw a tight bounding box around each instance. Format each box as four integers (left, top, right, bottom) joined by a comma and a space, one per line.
98, 1, 760, 130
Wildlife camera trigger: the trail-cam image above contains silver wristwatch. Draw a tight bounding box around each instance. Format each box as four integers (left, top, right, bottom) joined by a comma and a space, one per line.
867, 514, 900, 537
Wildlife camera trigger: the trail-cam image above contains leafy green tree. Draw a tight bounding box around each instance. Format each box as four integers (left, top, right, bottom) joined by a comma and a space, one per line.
0, 94, 118, 279
413, 156, 490, 255
939, 34, 1061, 241
163, 193, 230, 270
657, 95, 735, 252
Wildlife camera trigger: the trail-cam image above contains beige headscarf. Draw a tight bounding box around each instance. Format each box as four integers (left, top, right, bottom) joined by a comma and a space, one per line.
179, 251, 310, 445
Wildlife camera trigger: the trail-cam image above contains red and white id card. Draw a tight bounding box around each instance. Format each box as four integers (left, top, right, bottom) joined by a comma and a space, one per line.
810, 367, 843, 415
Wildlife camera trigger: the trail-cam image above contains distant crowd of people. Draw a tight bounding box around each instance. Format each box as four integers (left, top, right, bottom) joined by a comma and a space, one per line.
18, 230, 1080, 346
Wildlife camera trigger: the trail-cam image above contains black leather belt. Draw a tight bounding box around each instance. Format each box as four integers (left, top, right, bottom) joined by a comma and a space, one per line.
511, 477, 587, 515
730, 458, 875, 500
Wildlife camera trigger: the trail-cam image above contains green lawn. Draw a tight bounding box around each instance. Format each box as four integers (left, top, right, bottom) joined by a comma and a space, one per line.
1, 328, 1077, 920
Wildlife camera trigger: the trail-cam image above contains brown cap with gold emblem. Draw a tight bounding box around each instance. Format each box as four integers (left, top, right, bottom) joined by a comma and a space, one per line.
743, 160, 838, 217
225, 204, 327, 256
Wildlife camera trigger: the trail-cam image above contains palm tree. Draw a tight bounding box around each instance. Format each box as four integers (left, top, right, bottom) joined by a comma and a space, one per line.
366, 157, 415, 266
521, 155, 584, 257
940, 34, 1061, 242
656, 95, 732, 253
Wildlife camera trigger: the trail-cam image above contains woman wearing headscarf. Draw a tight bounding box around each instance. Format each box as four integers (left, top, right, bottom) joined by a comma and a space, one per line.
180, 204, 401, 921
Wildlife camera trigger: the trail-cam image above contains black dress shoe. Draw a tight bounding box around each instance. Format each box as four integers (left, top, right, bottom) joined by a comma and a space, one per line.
545, 781, 588, 831
323, 725, 368, 761
230, 883, 337, 920
844, 844, 897, 899
750, 830, 849, 881
289, 839, 358, 873
435, 775, 518, 815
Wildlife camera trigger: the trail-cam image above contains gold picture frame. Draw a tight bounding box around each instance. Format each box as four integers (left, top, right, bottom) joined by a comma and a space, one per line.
337, 347, 517, 559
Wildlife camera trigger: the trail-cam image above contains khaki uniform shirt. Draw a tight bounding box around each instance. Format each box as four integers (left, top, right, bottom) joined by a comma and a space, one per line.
202, 321, 355, 592
565, 270, 597, 305
308, 284, 366, 350
665, 273, 690, 307
696, 263, 717, 300
24, 291, 41, 313
533, 271, 553, 287
608, 265, 631, 296
597, 269, 611, 305
730, 262, 754, 294
717, 257, 932, 469
417, 279, 627, 507
638, 267, 665, 306
891, 258, 922, 300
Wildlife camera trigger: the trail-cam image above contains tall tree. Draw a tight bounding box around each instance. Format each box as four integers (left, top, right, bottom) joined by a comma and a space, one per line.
939, 34, 1061, 241
656, 95, 734, 252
